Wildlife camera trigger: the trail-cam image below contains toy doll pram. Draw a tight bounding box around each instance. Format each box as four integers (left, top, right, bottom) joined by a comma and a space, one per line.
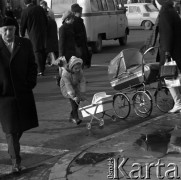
108, 47, 174, 119
79, 92, 117, 130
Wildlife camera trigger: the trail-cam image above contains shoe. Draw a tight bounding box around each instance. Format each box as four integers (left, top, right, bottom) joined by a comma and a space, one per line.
38, 72, 44, 76
168, 105, 181, 113
12, 163, 22, 173
76, 119, 82, 125
69, 118, 77, 124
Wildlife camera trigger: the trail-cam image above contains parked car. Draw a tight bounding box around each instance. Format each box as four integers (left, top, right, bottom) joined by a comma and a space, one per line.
45, 0, 129, 53
124, 3, 159, 30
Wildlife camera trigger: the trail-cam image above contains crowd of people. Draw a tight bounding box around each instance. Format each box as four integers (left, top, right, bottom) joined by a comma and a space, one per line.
0, 0, 181, 175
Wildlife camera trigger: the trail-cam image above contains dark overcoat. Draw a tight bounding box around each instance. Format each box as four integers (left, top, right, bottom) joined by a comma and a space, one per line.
0, 36, 38, 133
158, 3, 181, 70
58, 23, 76, 62
73, 16, 91, 66
20, 4, 47, 52
46, 16, 58, 54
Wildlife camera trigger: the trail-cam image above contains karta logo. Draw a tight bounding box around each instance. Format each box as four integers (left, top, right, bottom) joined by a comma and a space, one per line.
107, 157, 180, 179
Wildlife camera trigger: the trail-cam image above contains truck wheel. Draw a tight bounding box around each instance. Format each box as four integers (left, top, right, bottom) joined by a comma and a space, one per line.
143, 21, 152, 30
92, 35, 102, 53
119, 34, 127, 46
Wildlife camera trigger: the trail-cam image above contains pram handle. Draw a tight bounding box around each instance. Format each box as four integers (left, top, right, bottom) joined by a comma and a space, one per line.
142, 46, 159, 82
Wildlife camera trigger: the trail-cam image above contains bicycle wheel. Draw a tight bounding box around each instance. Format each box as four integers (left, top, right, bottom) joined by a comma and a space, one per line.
155, 87, 174, 112
113, 93, 131, 119
132, 91, 153, 118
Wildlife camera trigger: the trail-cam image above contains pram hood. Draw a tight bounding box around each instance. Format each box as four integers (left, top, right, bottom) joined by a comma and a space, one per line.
108, 48, 143, 81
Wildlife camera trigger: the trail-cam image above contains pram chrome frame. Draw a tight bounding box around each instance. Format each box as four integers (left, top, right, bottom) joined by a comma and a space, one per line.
112, 47, 174, 119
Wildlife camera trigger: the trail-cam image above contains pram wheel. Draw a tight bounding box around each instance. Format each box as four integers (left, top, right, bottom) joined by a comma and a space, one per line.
113, 93, 131, 119
86, 123, 92, 130
112, 115, 117, 121
99, 118, 104, 128
132, 91, 152, 118
155, 87, 174, 112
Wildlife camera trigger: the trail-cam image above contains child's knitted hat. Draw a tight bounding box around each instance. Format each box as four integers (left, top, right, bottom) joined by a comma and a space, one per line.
69, 56, 83, 70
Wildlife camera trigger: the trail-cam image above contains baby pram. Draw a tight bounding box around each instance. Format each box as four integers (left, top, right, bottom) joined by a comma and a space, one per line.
108, 47, 174, 119
79, 92, 116, 130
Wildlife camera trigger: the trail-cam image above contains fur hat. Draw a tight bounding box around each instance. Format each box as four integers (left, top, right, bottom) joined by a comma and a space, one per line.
62, 10, 74, 23
69, 56, 83, 70
0, 17, 16, 27
71, 3, 82, 13
156, 0, 173, 6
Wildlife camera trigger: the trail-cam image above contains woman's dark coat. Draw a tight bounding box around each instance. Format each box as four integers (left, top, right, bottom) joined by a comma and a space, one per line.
0, 36, 38, 133
158, 3, 181, 70
73, 16, 91, 66
58, 23, 76, 62
20, 4, 48, 52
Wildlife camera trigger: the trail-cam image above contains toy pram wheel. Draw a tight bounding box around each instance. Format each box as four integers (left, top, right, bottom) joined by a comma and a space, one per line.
86, 123, 91, 130
113, 93, 131, 119
132, 91, 152, 118
112, 115, 117, 121
99, 118, 104, 127
155, 87, 174, 112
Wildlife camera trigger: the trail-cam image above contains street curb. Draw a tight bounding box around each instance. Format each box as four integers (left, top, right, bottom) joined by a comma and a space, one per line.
48, 113, 169, 180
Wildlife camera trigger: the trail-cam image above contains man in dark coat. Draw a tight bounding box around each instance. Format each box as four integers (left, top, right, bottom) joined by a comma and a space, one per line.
20, 0, 48, 76
0, 17, 38, 173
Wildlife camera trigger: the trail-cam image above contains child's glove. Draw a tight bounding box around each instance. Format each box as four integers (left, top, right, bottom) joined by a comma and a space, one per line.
73, 96, 80, 104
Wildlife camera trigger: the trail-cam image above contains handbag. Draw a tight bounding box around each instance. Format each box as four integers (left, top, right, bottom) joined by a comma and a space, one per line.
160, 58, 178, 78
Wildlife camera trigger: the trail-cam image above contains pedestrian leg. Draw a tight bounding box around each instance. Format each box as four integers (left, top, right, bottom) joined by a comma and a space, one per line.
6, 133, 22, 172
168, 87, 181, 113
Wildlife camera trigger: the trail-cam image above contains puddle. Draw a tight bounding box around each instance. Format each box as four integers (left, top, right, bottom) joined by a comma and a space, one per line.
75, 152, 116, 165
134, 129, 171, 154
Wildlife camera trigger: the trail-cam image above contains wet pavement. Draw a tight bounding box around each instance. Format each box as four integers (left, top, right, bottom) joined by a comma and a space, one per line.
49, 113, 181, 180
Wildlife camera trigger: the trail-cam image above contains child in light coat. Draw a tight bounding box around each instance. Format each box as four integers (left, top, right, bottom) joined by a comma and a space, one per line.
60, 56, 86, 125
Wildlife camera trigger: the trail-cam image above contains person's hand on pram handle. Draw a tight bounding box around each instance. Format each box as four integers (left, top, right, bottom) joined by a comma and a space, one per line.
70, 92, 87, 104
73, 95, 87, 104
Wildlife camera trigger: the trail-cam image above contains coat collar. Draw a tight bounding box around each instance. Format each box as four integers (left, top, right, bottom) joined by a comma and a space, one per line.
11, 36, 22, 60
0, 36, 22, 62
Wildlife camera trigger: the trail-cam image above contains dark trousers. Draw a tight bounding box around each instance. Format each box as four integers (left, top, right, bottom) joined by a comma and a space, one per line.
69, 98, 79, 119
34, 49, 46, 73
5, 132, 22, 164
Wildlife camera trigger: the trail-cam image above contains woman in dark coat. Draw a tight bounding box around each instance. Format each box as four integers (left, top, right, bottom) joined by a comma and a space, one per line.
0, 17, 38, 172
155, 0, 181, 114
142, 0, 181, 114
71, 3, 91, 68
58, 11, 76, 62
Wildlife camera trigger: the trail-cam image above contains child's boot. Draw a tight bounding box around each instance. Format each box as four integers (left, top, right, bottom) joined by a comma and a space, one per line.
76, 118, 82, 125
